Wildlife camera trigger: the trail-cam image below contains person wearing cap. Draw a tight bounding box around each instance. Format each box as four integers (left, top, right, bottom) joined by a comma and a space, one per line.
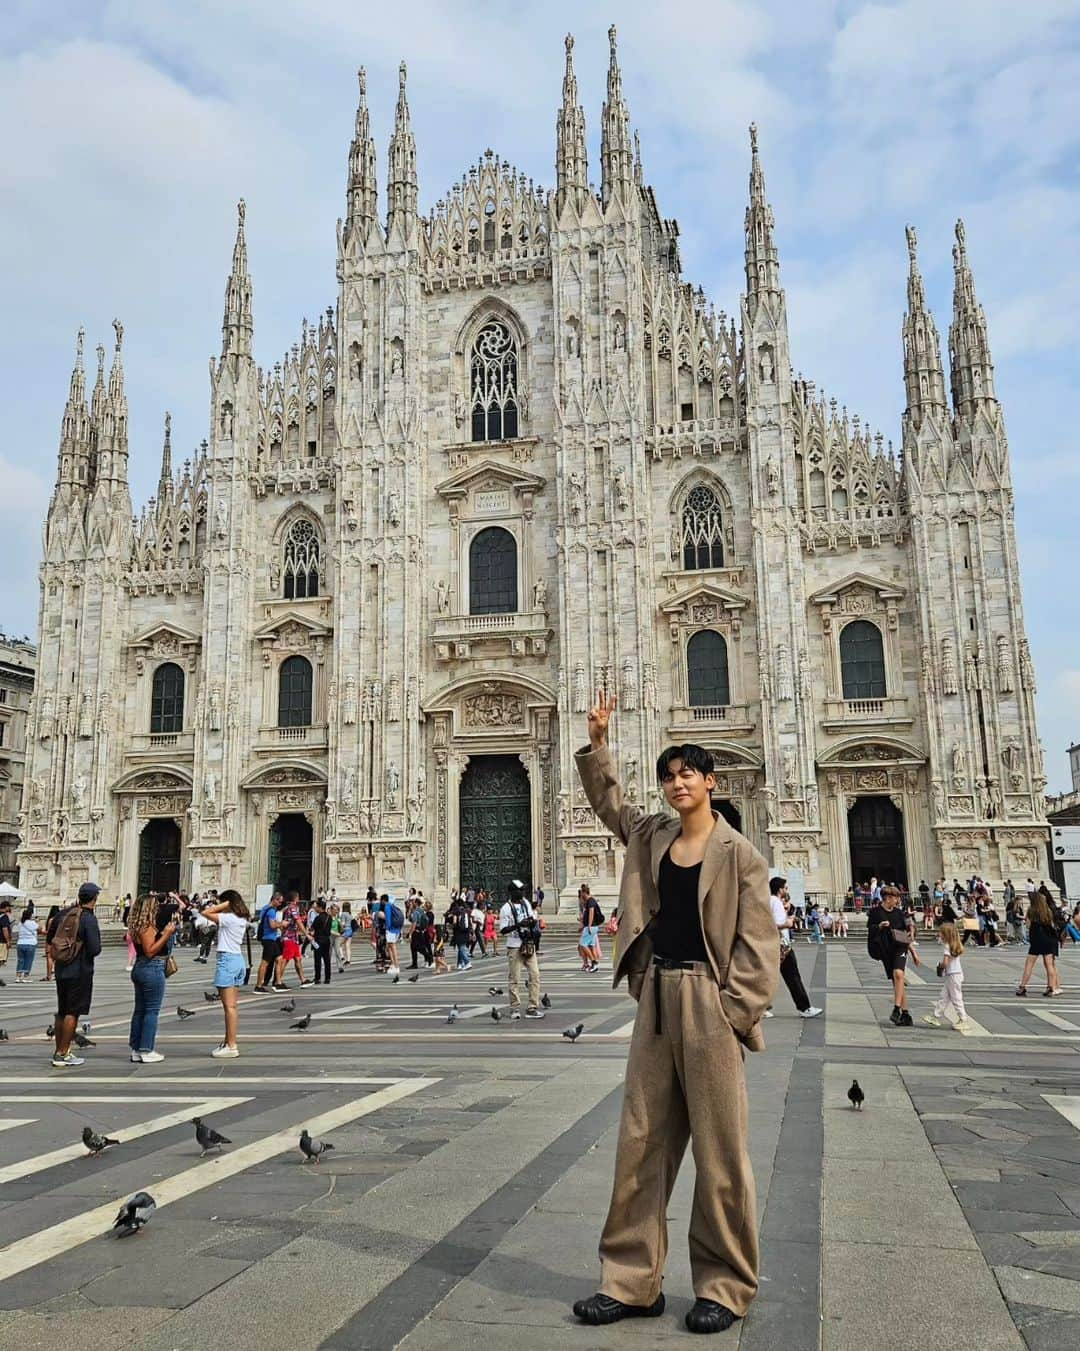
499, 879, 545, 1019
45, 882, 103, 1068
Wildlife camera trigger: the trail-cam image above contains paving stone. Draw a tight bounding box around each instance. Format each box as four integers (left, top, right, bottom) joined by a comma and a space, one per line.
954, 1183, 1072, 1216
1007, 1302, 1080, 1351
995, 1265, 1080, 1313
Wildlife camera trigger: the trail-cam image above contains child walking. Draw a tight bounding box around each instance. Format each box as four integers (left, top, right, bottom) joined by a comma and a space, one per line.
923, 922, 969, 1030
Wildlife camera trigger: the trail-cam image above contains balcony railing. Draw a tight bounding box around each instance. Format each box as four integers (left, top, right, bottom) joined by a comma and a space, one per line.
127, 732, 194, 757
252, 724, 328, 754
822, 696, 912, 728
432, 608, 549, 660
667, 702, 754, 734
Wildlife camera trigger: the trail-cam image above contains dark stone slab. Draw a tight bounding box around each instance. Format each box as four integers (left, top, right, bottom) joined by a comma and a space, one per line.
955, 1183, 1072, 1216
1007, 1302, 1080, 1351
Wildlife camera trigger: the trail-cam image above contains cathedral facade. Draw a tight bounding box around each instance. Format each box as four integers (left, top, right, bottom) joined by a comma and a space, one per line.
17, 30, 1049, 909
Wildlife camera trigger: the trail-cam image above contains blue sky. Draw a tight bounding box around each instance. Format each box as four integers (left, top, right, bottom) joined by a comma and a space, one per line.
2, 0, 1077, 789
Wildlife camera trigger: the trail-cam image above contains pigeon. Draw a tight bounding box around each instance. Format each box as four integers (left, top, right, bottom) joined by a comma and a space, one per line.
46, 1022, 56, 1039
408, 972, 419, 983
279, 999, 296, 1013
204, 990, 220, 1003
299, 1128, 334, 1164
562, 1023, 585, 1043
112, 1191, 156, 1237
74, 1030, 96, 1048
847, 1080, 865, 1111
290, 1013, 312, 1031
177, 1006, 196, 1020
0, 1029, 8, 1042
82, 1126, 119, 1156
540, 993, 552, 1009
194, 1117, 231, 1156
488, 986, 504, 996
490, 1006, 502, 1023
447, 1004, 459, 1024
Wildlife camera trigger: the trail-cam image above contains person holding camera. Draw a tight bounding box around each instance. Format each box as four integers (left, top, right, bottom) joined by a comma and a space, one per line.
499, 879, 544, 1019
571, 690, 778, 1336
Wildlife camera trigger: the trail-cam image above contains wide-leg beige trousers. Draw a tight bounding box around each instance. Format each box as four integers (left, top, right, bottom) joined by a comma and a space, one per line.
598, 962, 758, 1316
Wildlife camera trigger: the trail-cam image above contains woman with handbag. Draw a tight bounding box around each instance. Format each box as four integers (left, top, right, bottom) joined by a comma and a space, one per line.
127, 894, 178, 1064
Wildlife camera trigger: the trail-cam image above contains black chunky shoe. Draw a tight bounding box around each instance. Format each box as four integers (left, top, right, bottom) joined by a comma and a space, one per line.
685, 1299, 738, 1334
572, 1292, 665, 1325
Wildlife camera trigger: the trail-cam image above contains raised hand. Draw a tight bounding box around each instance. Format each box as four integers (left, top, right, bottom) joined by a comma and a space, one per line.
587, 689, 617, 748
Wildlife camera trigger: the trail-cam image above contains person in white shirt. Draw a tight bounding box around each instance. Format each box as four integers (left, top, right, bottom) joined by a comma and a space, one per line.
768, 878, 822, 1019
195, 889, 252, 1058
499, 879, 545, 1019
15, 907, 40, 982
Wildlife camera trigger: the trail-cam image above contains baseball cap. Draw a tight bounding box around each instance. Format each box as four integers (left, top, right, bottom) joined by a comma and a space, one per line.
77, 882, 101, 903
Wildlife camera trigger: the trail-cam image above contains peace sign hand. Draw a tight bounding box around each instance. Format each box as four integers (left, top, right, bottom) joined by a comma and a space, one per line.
587, 689, 617, 748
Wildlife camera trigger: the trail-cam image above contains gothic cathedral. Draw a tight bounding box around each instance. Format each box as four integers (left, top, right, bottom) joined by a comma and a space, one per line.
18, 30, 1049, 908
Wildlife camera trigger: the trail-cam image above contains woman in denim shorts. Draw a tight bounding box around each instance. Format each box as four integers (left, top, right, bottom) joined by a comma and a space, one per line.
195, 890, 251, 1059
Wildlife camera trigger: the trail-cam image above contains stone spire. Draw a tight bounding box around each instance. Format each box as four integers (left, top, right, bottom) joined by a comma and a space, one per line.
387, 61, 418, 227
949, 219, 997, 420
56, 326, 91, 492
158, 410, 173, 501
600, 25, 633, 207
86, 335, 107, 495
901, 225, 947, 428
555, 34, 588, 213
221, 199, 253, 362
95, 318, 129, 489
345, 66, 378, 241
744, 123, 781, 314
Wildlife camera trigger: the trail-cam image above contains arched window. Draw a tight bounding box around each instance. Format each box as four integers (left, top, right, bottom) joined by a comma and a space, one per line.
680, 483, 725, 570
469, 526, 517, 615
278, 655, 313, 727
840, 620, 886, 699
149, 662, 184, 734
687, 631, 730, 707
283, 519, 320, 600
470, 319, 519, 442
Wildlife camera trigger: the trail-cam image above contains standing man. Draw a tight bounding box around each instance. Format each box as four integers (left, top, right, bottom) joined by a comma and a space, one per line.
46, 881, 103, 1068
0, 898, 12, 983
572, 692, 778, 1335
769, 877, 822, 1019
408, 895, 432, 969
500, 879, 544, 1020
868, 884, 918, 1026
254, 893, 283, 992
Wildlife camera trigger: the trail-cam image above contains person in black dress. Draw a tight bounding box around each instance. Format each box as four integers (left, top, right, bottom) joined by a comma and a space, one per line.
1016, 891, 1061, 996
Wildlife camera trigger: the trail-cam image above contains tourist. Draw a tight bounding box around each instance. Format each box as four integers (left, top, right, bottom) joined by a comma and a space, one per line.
868, 883, 919, 1026
340, 902, 355, 966
1016, 890, 1061, 997
127, 893, 178, 1063
805, 900, 824, 945
278, 891, 313, 988
14, 905, 41, 982
408, 895, 430, 969
47, 882, 103, 1068
579, 890, 601, 973
1066, 904, 1080, 945
0, 898, 12, 981
469, 896, 486, 957
382, 894, 404, 977
253, 893, 284, 992
195, 889, 251, 1057
922, 922, 969, 1030
310, 898, 333, 984
483, 904, 497, 956
432, 918, 449, 973
448, 895, 471, 969
572, 693, 777, 1333
769, 877, 822, 1019
500, 878, 544, 1020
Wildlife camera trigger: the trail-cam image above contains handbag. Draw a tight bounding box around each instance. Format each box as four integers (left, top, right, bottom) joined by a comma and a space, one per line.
604, 914, 619, 936
164, 953, 179, 978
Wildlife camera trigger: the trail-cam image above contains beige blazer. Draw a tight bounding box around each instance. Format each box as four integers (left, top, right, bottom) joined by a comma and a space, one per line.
575, 744, 780, 1052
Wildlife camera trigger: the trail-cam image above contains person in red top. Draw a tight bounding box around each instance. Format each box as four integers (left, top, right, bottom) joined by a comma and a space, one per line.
276, 891, 313, 989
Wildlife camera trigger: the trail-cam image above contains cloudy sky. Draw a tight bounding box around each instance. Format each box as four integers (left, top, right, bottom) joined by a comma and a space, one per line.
2, 0, 1077, 789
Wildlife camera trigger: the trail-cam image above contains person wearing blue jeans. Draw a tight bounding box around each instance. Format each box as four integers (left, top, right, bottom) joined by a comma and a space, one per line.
806, 905, 825, 944
127, 895, 178, 1064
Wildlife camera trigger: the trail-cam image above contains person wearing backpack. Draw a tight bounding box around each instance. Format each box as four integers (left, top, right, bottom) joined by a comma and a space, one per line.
253, 894, 283, 992
382, 894, 404, 977
46, 881, 103, 1068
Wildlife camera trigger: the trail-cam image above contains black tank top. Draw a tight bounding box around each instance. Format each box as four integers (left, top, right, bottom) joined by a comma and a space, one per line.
653, 849, 709, 963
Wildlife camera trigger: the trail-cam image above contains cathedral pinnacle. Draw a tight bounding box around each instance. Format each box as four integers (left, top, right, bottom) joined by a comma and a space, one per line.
555, 33, 588, 213
744, 123, 781, 311
346, 66, 378, 242
601, 24, 633, 207
55, 326, 91, 493
387, 59, 418, 226
901, 223, 947, 428
949, 217, 997, 420
158, 410, 173, 501
222, 198, 254, 362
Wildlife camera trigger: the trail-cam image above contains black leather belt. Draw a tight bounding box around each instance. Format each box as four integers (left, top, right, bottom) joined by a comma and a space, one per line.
651, 955, 699, 1032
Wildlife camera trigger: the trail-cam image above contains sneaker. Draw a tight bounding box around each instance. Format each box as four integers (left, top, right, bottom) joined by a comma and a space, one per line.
211, 1044, 240, 1059
800, 1006, 823, 1018
889, 1006, 902, 1024
254, 985, 270, 993
921, 1014, 943, 1028
763, 1008, 775, 1018
51, 1053, 85, 1067
896, 1011, 914, 1027
138, 1050, 165, 1063
952, 1020, 970, 1032
511, 1011, 522, 1021
272, 984, 288, 992
300, 980, 314, 987
525, 1009, 545, 1019
130, 1051, 142, 1063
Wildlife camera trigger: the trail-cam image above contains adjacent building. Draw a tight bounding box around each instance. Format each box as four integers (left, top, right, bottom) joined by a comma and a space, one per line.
0, 633, 36, 883
18, 30, 1049, 907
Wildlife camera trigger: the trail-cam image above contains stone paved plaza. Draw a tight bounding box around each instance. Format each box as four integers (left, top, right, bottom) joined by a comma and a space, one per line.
1, 935, 1079, 1350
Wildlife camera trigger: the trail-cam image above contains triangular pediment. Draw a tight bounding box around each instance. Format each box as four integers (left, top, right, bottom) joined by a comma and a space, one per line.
126, 621, 201, 650
659, 580, 749, 614
808, 570, 905, 606
252, 609, 332, 642
434, 457, 546, 499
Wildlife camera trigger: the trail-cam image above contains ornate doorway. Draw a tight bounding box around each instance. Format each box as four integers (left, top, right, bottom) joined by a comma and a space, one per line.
712, 798, 742, 832
269, 813, 313, 898
458, 755, 531, 899
847, 796, 907, 888
137, 818, 181, 895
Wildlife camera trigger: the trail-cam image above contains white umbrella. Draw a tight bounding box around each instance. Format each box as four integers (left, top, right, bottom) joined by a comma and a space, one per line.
0, 881, 27, 897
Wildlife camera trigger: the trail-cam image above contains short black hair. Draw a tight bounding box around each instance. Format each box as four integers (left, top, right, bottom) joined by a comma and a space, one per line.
656, 743, 715, 783
769, 876, 786, 895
